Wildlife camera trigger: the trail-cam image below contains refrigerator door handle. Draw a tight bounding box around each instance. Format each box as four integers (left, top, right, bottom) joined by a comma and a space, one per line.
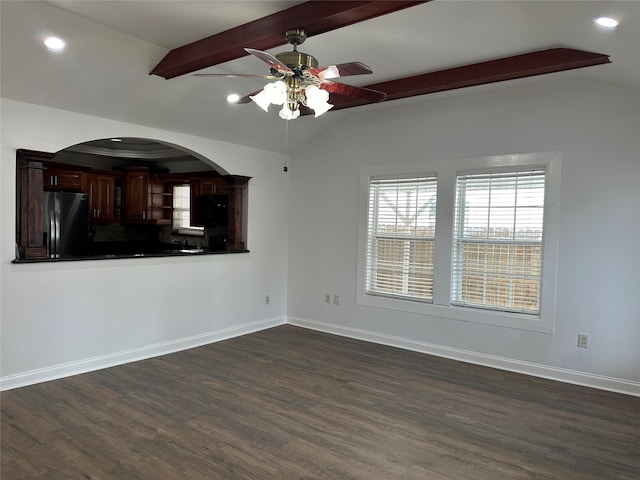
54, 211, 61, 258
49, 212, 54, 256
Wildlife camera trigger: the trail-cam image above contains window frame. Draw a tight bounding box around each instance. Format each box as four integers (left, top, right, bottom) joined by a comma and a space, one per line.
172, 184, 205, 236
451, 168, 547, 315
365, 175, 438, 302
356, 152, 561, 333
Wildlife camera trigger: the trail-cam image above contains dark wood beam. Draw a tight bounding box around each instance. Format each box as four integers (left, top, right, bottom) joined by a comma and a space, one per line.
150, 1, 429, 79
323, 48, 611, 112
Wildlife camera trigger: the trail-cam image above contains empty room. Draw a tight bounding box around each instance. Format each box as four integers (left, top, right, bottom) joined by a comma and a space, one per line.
1, 1, 639, 479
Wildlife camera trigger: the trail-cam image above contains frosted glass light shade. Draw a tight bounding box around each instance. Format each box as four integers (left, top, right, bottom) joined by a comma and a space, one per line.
250, 89, 271, 112
279, 105, 300, 120
305, 85, 333, 117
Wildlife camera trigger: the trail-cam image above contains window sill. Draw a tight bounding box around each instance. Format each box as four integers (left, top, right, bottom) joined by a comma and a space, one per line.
172, 228, 205, 236
357, 291, 553, 334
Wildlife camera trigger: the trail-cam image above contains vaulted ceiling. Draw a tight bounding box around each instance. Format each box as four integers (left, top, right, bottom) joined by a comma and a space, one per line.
1, 1, 638, 153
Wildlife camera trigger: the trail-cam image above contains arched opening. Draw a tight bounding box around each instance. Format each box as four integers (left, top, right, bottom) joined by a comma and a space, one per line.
55, 137, 230, 176
14, 139, 249, 261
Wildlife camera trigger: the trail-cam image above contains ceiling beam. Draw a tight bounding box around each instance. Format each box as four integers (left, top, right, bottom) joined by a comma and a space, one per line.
150, 1, 429, 79
322, 48, 611, 112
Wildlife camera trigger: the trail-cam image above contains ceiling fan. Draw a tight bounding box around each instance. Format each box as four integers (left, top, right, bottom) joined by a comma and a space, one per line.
193, 28, 386, 120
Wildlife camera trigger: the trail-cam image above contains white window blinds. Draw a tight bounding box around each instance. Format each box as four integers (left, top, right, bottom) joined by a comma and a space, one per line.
172, 184, 204, 234
451, 169, 546, 314
366, 176, 438, 301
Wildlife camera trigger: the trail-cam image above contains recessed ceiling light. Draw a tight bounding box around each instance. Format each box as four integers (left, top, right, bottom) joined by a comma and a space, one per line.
595, 16, 619, 28
110, 138, 123, 142
227, 94, 241, 104
43, 36, 65, 52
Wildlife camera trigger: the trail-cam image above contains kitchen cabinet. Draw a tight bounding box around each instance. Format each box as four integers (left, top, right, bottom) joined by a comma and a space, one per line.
84, 173, 116, 223
199, 176, 229, 196
44, 166, 84, 191
123, 168, 172, 224
123, 168, 148, 223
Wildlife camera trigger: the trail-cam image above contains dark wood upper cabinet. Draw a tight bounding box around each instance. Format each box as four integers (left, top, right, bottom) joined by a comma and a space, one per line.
199, 176, 229, 196
84, 173, 116, 223
122, 167, 149, 223
44, 166, 84, 192
122, 168, 172, 225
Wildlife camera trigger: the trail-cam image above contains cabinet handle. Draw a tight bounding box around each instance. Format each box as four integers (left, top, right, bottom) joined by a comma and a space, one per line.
142, 211, 146, 220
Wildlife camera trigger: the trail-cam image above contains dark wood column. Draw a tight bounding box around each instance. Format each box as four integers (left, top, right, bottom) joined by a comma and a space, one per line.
16, 149, 54, 259
224, 175, 251, 251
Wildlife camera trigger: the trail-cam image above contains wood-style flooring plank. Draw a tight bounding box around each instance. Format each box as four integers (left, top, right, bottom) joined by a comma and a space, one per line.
2, 325, 639, 479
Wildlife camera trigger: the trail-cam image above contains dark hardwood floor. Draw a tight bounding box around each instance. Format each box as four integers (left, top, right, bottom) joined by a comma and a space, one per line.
2, 325, 639, 479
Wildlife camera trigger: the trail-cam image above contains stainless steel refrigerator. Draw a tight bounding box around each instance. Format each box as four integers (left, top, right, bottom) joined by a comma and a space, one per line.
43, 191, 90, 258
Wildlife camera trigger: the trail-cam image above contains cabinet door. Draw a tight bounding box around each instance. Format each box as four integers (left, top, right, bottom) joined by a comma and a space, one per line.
44, 168, 84, 191
123, 171, 148, 223
86, 174, 115, 223
200, 177, 228, 195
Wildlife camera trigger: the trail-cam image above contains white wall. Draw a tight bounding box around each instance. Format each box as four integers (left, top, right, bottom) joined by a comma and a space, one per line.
1, 98, 290, 388
3, 78, 639, 396
287, 77, 640, 395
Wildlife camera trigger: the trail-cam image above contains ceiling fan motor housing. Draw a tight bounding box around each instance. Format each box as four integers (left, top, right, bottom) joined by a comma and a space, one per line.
275, 51, 318, 71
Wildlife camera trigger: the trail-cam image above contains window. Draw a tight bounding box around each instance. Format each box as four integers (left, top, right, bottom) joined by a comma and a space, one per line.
172, 184, 204, 235
451, 169, 545, 314
365, 176, 438, 301
357, 152, 560, 333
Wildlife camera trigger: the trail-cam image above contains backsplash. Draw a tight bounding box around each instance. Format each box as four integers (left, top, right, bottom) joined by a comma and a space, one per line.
92, 223, 228, 250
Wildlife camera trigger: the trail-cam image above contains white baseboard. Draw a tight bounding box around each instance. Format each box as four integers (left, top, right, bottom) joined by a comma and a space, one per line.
0, 317, 286, 391
287, 316, 640, 397
5, 315, 638, 397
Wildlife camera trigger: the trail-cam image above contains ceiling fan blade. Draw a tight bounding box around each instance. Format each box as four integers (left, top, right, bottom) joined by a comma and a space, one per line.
308, 62, 372, 79
245, 48, 293, 75
320, 80, 386, 103
193, 73, 276, 79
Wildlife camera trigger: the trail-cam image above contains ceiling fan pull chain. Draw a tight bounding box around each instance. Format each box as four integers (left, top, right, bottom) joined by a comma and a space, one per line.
283, 121, 289, 172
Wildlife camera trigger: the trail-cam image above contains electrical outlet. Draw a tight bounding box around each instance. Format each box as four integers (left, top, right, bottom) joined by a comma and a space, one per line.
577, 333, 589, 348
324, 293, 331, 304
333, 294, 340, 305
264, 295, 270, 305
